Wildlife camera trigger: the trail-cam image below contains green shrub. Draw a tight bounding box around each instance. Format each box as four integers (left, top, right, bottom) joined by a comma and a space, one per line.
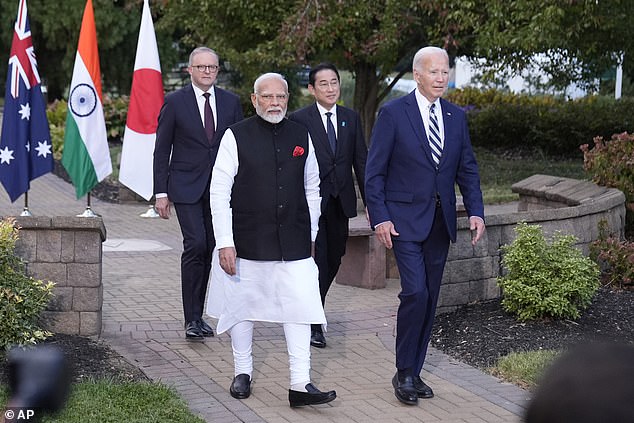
590, 220, 634, 289
0, 218, 54, 348
498, 222, 600, 321
102, 94, 130, 142
581, 131, 634, 234
47, 99, 67, 160
446, 88, 634, 157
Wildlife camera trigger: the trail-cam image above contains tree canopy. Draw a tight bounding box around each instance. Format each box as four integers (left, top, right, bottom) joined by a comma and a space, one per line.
1, 0, 630, 135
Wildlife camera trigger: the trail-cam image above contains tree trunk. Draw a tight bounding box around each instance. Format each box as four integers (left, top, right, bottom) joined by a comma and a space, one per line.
352, 61, 381, 146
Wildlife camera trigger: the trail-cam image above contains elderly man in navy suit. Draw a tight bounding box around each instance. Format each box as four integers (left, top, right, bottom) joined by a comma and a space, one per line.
289, 63, 367, 348
365, 46, 485, 406
153, 46, 243, 341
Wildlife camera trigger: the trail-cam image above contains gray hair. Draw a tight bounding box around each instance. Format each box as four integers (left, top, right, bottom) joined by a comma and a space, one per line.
253, 73, 288, 93
412, 46, 448, 72
188, 46, 219, 66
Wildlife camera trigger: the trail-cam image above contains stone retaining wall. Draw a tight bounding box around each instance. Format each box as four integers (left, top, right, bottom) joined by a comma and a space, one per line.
340, 175, 626, 314
12, 216, 106, 335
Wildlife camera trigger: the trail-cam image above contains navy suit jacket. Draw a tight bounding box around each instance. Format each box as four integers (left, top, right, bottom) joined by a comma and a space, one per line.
289, 103, 367, 218
153, 84, 243, 204
365, 91, 484, 242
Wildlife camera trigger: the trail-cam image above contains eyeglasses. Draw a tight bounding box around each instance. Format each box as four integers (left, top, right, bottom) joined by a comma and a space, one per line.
193, 64, 219, 73
257, 94, 288, 101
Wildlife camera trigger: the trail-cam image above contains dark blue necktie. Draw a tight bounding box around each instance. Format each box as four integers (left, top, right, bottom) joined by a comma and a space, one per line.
325, 111, 337, 153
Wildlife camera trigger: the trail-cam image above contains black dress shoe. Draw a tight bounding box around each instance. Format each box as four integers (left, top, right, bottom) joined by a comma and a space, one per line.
413, 376, 434, 398
392, 373, 418, 405
198, 319, 215, 337
185, 321, 204, 341
288, 383, 336, 407
310, 330, 326, 348
230, 374, 251, 399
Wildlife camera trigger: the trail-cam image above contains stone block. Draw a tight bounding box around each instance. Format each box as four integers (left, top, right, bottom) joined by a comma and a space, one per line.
443, 256, 495, 284
338, 234, 386, 289
74, 231, 102, 263
36, 230, 61, 262
40, 310, 80, 335
61, 231, 75, 263
67, 263, 101, 287
73, 286, 103, 312
386, 249, 399, 279
47, 286, 73, 311
26, 262, 67, 286
438, 282, 469, 307
14, 229, 36, 261
468, 278, 500, 302
80, 311, 102, 336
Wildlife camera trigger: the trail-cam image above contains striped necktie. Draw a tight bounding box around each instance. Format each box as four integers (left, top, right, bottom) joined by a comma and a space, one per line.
428, 103, 442, 166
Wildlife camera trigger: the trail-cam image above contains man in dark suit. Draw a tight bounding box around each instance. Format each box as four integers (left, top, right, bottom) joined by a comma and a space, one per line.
153, 46, 243, 341
365, 46, 486, 406
289, 63, 367, 348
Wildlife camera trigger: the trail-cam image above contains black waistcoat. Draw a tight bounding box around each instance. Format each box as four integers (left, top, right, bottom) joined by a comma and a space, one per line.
230, 116, 311, 261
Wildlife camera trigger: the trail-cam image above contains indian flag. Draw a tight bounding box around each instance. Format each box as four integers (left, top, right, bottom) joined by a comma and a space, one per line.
118, 0, 163, 201
62, 0, 112, 199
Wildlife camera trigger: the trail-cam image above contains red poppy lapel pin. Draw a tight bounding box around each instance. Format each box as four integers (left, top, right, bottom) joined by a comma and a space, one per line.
292, 146, 305, 157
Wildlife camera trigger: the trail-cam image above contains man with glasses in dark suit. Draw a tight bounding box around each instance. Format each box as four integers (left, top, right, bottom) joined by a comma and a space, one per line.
153, 46, 243, 341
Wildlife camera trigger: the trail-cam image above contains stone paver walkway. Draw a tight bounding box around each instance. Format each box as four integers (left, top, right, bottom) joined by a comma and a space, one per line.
0, 173, 529, 422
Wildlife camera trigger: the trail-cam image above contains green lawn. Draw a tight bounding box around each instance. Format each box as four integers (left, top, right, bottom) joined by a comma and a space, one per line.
1, 380, 204, 423
475, 147, 587, 204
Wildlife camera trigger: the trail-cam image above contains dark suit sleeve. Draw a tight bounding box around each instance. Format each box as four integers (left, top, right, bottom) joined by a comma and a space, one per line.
153, 94, 176, 195
455, 115, 485, 220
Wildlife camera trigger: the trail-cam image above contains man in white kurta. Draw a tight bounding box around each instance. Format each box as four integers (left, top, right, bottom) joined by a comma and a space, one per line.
206, 73, 336, 407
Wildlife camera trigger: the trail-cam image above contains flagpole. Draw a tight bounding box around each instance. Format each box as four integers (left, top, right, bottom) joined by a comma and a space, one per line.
20, 191, 33, 216
77, 191, 98, 217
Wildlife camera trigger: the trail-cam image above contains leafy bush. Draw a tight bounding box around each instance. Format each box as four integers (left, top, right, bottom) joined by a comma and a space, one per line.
590, 220, 634, 289
446, 88, 634, 157
0, 218, 54, 348
498, 222, 600, 321
581, 131, 634, 234
47, 99, 67, 160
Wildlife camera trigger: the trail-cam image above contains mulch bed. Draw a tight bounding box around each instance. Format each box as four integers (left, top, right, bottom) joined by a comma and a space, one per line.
431, 286, 634, 369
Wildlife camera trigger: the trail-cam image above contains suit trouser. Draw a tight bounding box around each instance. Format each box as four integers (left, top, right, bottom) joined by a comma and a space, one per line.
173, 189, 214, 323
312, 195, 349, 333
392, 206, 450, 376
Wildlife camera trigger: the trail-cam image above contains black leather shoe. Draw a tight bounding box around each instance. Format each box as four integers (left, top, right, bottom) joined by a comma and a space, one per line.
392, 373, 418, 405
185, 321, 204, 341
198, 319, 215, 337
310, 330, 326, 348
413, 376, 434, 398
230, 374, 251, 399
288, 383, 336, 407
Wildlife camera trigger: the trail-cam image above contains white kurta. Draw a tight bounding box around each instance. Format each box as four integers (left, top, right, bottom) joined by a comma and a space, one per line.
206, 125, 326, 335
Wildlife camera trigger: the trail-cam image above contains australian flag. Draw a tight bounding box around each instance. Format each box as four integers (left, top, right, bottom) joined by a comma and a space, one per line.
0, 0, 53, 202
